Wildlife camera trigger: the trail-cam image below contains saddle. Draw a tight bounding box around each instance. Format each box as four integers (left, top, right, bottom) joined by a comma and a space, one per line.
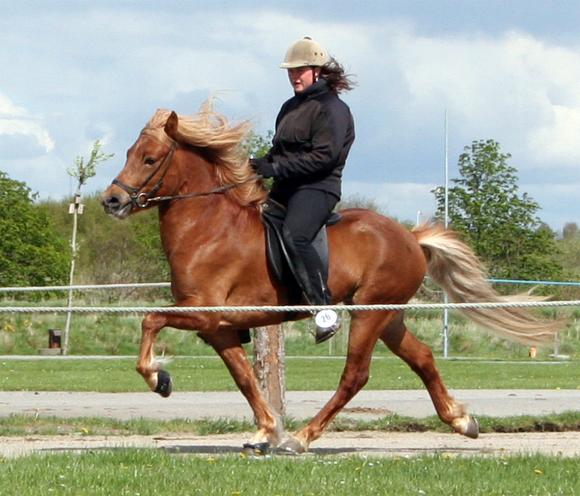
261, 199, 342, 305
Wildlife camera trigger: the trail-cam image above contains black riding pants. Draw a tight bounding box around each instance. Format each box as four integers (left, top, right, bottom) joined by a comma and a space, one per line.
273, 188, 338, 305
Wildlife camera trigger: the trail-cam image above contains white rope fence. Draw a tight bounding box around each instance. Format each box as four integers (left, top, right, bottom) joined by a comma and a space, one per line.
0, 300, 579, 314
0, 282, 170, 292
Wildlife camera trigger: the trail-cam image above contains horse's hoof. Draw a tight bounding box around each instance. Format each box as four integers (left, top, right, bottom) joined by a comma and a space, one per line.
463, 417, 479, 439
278, 436, 307, 454
242, 442, 270, 456
238, 329, 252, 344
154, 369, 172, 397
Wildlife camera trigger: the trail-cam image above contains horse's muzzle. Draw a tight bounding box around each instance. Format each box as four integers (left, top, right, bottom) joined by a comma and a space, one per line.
101, 190, 132, 219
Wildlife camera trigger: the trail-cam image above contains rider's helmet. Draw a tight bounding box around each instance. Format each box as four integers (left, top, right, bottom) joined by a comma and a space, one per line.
280, 36, 329, 69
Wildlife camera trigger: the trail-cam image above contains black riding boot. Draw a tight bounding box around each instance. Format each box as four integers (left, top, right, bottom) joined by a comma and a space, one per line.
282, 226, 341, 344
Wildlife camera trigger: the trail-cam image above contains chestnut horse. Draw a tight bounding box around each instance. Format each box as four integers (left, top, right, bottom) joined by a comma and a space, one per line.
102, 104, 558, 453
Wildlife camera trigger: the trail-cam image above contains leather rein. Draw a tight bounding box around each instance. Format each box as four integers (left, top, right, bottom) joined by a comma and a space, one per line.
112, 131, 260, 208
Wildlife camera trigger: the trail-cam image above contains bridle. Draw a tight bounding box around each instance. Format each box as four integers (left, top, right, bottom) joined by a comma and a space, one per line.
112, 131, 177, 208
112, 129, 260, 208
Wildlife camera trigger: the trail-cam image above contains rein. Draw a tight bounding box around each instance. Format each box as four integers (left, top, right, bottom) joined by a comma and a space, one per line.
112, 130, 261, 208
143, 176, 260, 206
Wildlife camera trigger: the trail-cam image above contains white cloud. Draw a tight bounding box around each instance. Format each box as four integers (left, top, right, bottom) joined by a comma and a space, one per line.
387, 30, 580, 168
0, 93, 54, 154
529, 105, 580, 164
0, 4, 579, 227
0, 94, 26, 117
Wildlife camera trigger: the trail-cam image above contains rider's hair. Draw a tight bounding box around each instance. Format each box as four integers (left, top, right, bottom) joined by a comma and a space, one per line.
320, 58, 356, 94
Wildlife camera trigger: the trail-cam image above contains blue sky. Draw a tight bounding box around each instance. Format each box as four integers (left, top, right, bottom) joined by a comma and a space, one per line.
1, 1, 579, 230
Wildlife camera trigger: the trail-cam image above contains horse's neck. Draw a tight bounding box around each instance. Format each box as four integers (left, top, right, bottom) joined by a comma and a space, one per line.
158, 153, 224, 248
159, 198, 220, 244
158, 196, 260, 260
157, 152, 263, 276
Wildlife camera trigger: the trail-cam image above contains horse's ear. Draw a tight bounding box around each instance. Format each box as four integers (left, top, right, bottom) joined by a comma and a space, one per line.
164, 111, 179, 141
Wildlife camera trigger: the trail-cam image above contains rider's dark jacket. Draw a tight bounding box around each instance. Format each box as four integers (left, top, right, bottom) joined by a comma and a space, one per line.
264, 78, 355, 202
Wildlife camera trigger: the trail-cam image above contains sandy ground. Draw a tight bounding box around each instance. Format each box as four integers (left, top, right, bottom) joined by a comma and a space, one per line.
2, 431, 580, 459
1, 389, 579, 458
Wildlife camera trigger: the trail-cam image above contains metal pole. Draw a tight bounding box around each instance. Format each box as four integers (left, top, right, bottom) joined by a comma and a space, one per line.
443, 110, 450, 358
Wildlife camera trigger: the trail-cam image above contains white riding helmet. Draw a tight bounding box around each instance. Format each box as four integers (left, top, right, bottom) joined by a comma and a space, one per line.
280, 36, 329, 69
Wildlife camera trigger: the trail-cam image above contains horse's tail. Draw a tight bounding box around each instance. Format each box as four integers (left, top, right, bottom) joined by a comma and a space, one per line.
412, 223, 561, 345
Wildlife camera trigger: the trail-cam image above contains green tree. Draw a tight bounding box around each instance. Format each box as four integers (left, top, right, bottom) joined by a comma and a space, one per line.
61, 141, 114, 353
242, 130, 274, 190
67, 140, 114, 190
337, 193, 383, 213
563, 222, 578, 240
555, 222, 580, 286
0, 171, 68, 286
40, 194, 169, 299
432, 139, 562, 280
242, 130, 273, 159
65, 140, 114, 275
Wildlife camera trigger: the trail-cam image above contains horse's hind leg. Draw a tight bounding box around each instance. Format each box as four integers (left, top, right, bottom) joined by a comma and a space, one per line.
282, 311, 395, 453
380, 313, 479, 438
200, 330, 284, 450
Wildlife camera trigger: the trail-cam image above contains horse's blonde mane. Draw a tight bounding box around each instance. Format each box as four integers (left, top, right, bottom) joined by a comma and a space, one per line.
146, 101, 267, 207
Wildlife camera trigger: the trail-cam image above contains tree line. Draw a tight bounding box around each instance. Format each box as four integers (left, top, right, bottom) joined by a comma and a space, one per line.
1, 138, 579, 296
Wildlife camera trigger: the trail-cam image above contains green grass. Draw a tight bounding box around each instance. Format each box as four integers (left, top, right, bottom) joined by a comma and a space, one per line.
0, 450, 577, 496
1, 357, 580, 392
0, 415, 255, 437
1, 411, 579, 437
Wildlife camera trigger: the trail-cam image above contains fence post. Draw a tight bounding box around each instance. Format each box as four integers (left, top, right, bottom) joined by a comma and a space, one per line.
253, 324, 286, 416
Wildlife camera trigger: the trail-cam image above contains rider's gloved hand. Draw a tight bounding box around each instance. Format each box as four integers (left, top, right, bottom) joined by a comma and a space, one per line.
250, 157, 276, 178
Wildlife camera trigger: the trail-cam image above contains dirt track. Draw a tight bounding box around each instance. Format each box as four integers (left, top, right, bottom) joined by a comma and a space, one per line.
2, 431, 580, 459
1, 389, 579, 458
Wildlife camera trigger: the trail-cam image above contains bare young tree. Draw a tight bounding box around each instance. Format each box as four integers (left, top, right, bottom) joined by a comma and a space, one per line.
62, 141, 113, 354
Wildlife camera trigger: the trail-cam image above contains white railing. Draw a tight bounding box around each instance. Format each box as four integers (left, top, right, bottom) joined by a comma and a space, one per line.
0, 282, 170, 292
0, 281, 579, 313
0, 300, 579, 314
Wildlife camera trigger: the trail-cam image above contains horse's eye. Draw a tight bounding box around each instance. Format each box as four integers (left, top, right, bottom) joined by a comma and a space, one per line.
144, 157, 156, 166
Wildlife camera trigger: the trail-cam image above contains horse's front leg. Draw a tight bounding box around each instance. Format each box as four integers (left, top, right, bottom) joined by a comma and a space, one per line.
135, 312, 173, 396
201, 330, 285, 451
136, 310, 218, 397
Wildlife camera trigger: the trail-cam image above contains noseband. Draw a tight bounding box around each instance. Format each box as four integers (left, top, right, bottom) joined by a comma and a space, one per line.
111, 130, 260, 208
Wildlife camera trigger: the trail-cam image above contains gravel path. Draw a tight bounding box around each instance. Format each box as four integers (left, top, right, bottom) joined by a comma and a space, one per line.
1, 389, 579, 421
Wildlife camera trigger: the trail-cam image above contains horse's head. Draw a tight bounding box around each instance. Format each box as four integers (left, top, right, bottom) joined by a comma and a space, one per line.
102, 111, 181, 219
103, 104, 266, 219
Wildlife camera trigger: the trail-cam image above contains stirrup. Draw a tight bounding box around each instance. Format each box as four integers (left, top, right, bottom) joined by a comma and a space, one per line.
314, 309, 340, 344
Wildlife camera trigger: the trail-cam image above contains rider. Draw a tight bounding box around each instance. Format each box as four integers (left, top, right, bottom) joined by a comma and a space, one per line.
250, 36, 356, 343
